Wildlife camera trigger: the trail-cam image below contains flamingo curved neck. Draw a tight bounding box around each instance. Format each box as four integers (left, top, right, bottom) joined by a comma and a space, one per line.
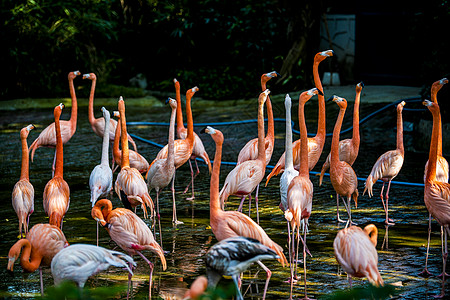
352, 91, 361, 148
101, 112, 110, 166
167, 106, 176, 164
12, 239, 42, 272
261, 80, 274, 141
396, 109, 404, 156
68, 77, 78, 130
20, 134, 30, 181
331, 107, 346, 166
298, 99, 309, 177
87, 79, 97, 126
313, 60, 326, 140
54, 112, 64, 178
426, 107, 441, 182
93, 199, 113, 221
363, 225, 378, 247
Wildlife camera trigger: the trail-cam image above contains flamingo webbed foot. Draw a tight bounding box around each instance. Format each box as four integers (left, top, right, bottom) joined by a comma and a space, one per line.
418, 268, 433, 278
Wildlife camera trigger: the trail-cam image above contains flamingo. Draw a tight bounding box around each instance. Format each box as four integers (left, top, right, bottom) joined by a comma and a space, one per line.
266, 50, 333, 185
319, 82, 364, 185
329, 96, 359, 226
333, 224, 384, 287
89, 107, 113, 208
183, 276, 208, 300
284, 88, 321, 299
84, 73, 137, 151
51, 243, 135, 288
114, 97, 153, 219
423, 99, 450, 298
421, 78, 449, 277
150, 86, 199, 201
29, 71, 80, 174
184, 237, 280, 300
363, 101, 406, 225
147, 98, 177, 243
12, 124, 35, 238
43, 103, 70, 229
173, 79, 212, 199
202, 125, 287, 300
7, 223, 69, 296
236, 71, 279, 166
112, 111, 149, 173
91, 199, 167, 299
219, 90, 270, 224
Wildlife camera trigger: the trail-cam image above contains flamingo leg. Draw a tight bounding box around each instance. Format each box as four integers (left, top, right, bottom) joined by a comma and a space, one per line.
382, 224, 389, 250
302, 228, 310, 300
336, 194, 346, 223
289, 224, 295, 299
256, 261, 272, 300
136, 251, 154, 299
127, 261, 133, 300
52, 150, 56, 177
238, 195, 246, 212
385, 180, 395, 225
171, 173, 183, 225
96, 220, 99, 246
184, 159, 196, 200
437, 227, 448, 298
419, 213, 433, 277
232, 274, 244, 300
438, 226, 450, 278
156, 190, 163, 248
255, 185, 260, 224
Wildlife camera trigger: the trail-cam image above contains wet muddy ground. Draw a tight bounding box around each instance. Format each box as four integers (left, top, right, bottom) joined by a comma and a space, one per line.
0, 88, 446, 299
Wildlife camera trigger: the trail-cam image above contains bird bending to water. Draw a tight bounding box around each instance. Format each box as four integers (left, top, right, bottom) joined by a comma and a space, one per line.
320, 82, 363, 185
92, 199, 167, 299
203, 124, 287, 300
237, 71, 279, 166
423, 99, 450, 298
185, 236, 279, 300
7, 223, 68, 296
333, 224, 384, 287
84, 73, 137, 151
329, 96, 358, 226
114, 97, 153, 219
219, 90, 270, 223
89, 107, 113, 208
147, 98, 177, 246
43, 103, 70, 229
421, 78, 449, 277
285, 88, 321, 299
29, 71, 80, 174
112, 111, 149, 173
12, 124, 35, 238
173, 79, 211, 198
150, 86, 199, 202
51, 243, 135, 288
266, 50, 333, 185
363, 101, 406, 225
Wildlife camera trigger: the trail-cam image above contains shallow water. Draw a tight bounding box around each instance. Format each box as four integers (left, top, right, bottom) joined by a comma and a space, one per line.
0, 92, 446, 299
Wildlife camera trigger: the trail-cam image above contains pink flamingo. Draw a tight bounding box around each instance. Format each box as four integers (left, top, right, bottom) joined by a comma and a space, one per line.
423, 99, 450, 298
219, 90, 270, 224
92, 199, 167, 299
319, 82, 363, 185
12, 124, 35, 238
266, 50, 333, 185
363, 101, 406, 225
43, 103, 70, 229
7, 223, 69, 295
285, 88, 321, 299
329, 95, 359, 226
84, 73, 137, 151
333, 224, 384, 287
237, 71, 279, 166
114, 97, 153, 219
203, 124, 287, 300
29, 71, 80, 174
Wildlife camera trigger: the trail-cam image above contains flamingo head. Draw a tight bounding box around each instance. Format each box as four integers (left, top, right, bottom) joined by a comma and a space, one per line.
20, 124, 35, 139
397, 101, 406, 112
284, 94, 292, 110
101, 107, 110, 119
69, 71, 81, 80
300, 88, 321, 104
328, 95, 347, 109
83, 73, 96, 81
201, 126, 223, 145
166, 97, 177, 109
173, 78, 180, 90
54, 103, 64, 119
261, 71, 280, 84
315, 50, 334, 62
113, 111, 120, 118
423, 99, 439, 115
186, 86, 199, 100
356, 81, 364, 92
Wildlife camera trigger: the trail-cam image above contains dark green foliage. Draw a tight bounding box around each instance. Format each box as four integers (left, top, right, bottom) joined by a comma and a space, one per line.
322, 284, 401, 300
40, 281, 127, 300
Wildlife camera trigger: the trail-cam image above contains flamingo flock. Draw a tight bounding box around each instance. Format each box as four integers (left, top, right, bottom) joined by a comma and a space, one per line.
6, 56, 449, 299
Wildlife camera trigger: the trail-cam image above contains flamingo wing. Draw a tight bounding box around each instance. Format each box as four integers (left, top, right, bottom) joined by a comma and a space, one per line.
425, 181, 450, 227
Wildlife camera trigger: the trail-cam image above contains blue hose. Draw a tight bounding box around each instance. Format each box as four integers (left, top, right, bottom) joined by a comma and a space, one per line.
127, 96, 425, 187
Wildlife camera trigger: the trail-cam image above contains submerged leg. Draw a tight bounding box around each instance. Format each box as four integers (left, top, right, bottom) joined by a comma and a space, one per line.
419, 213, 433, 277
437, 228, 448, 298
136, 251, 154, 299
39, 267, 44, 296
302, 229, 310, 300
232, 274, 244, 300
257, 261, 272, 300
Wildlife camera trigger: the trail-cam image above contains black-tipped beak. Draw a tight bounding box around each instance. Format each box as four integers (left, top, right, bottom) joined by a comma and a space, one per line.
165, 98, 170, 104
200, 127, 207, 134
318, 89, 324, 96
359, 81, 365, 88
275, 71, 281, 77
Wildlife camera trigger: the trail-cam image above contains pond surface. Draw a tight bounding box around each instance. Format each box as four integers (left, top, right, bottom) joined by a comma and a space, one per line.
0, 91, 446, 299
